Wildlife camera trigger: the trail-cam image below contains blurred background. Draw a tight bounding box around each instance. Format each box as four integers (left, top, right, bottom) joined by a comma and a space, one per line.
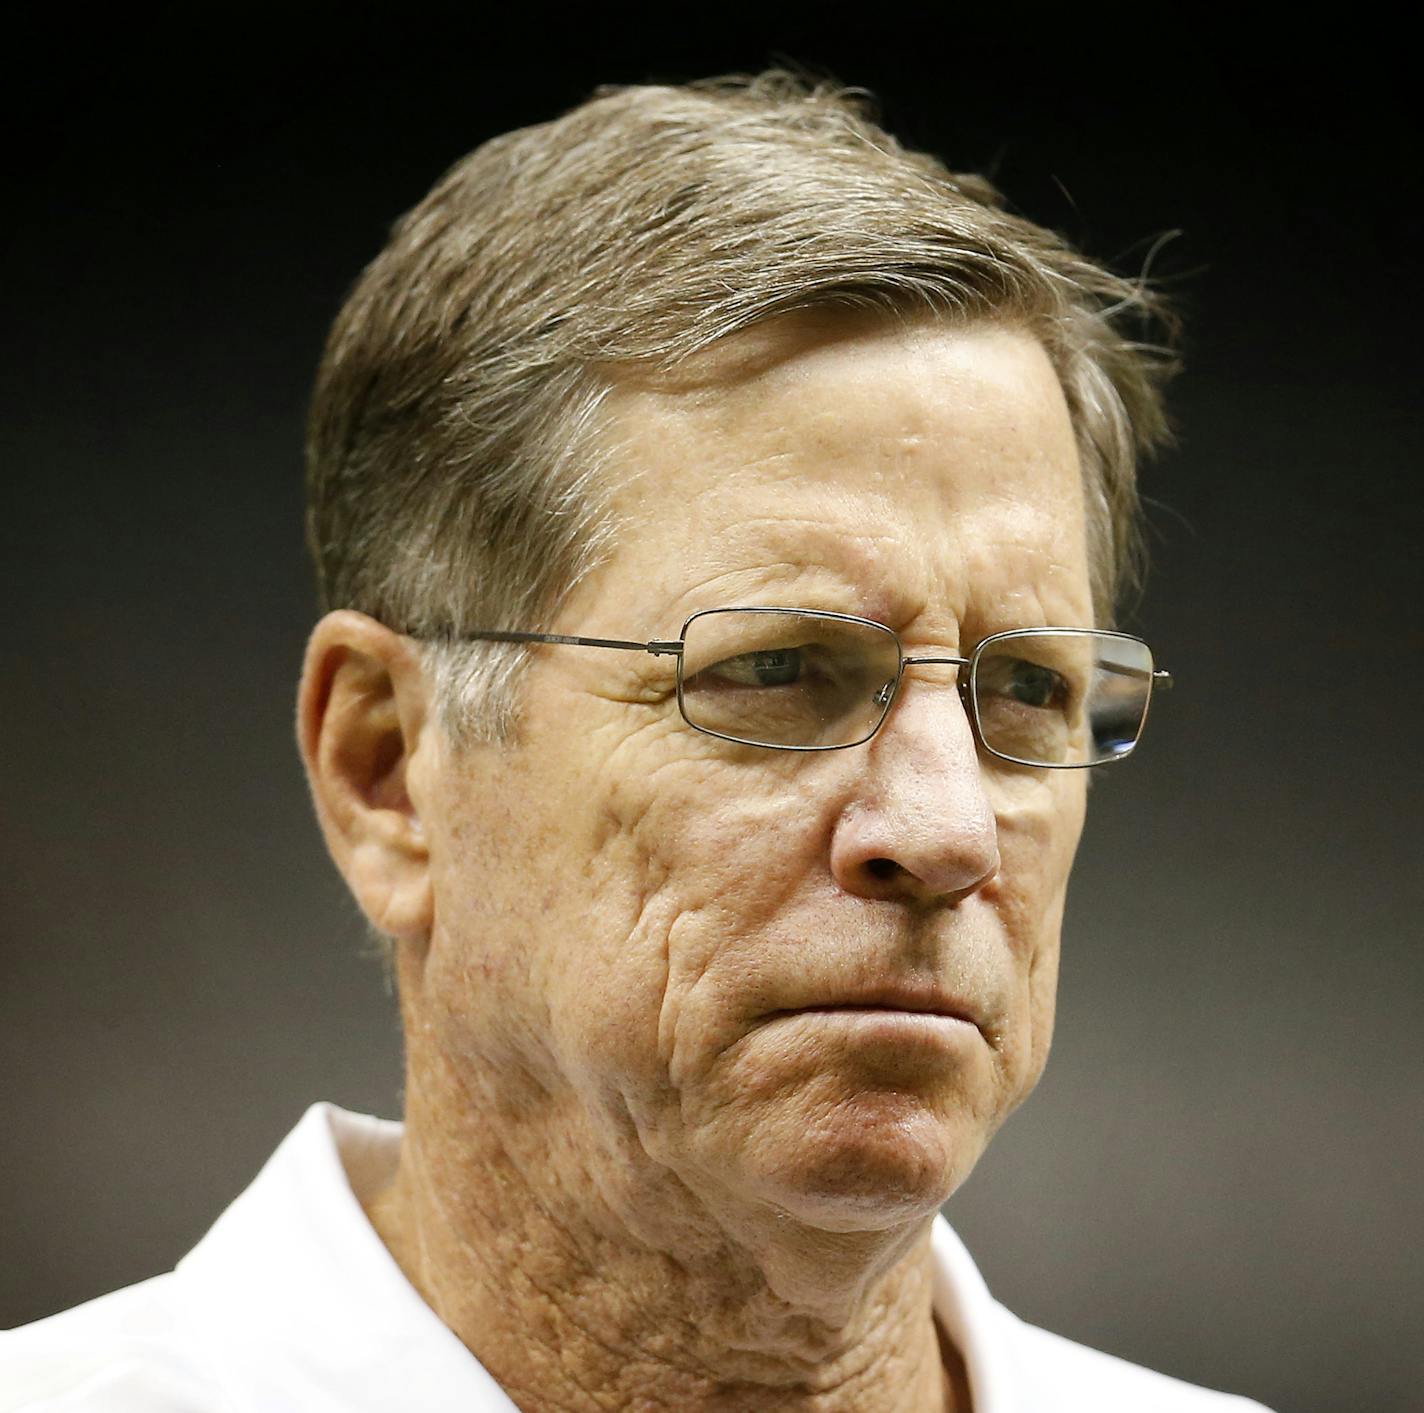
3, 9, 1419, 1411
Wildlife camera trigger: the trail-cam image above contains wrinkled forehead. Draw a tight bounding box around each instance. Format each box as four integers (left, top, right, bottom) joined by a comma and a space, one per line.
587, 313, 1091, 630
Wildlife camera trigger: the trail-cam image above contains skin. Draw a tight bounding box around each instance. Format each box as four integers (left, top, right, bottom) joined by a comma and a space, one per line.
299, 315, 1094, 1411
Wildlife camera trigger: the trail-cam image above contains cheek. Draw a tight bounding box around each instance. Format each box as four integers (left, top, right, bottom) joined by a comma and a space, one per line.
422, 759, 566, 1020
542, 745, 839, 1103
985, 772, 1085, 1101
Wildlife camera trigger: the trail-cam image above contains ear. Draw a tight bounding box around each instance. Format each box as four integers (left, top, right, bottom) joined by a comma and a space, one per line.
297, 610, 435, 944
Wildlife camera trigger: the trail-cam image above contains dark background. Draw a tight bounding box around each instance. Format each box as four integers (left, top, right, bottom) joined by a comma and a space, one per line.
4, 10, 1420, 1412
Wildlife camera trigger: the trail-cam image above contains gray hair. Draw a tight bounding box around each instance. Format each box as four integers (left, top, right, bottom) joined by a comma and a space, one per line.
306, 71, 1177, 744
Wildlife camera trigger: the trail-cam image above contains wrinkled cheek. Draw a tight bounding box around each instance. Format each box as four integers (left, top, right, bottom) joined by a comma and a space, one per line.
609, 767, 832, 1044
528, 769, 763, 1113
543, 822, 674, 1099
989, 876, 1066, 1114
1020, 932, 1061, 1097
983, 801, 1076, 1112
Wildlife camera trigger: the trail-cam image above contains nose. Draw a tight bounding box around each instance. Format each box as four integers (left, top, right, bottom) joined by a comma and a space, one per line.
828, 667, 1000, 906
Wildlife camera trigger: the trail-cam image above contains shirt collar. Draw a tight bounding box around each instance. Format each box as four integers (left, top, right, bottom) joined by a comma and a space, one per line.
174, 1102, 1013, 1412
930, 1206, 1017, 1411
176, 1103, 520, 1411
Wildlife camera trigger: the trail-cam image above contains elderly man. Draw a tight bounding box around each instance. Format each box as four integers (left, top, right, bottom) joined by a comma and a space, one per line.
3, 74, 1271, 1412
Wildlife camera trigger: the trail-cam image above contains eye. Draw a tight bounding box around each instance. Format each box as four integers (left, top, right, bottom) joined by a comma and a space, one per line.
706, 647, 803, 687
1009, 661, 1065, 708
978, 656, 1070, 710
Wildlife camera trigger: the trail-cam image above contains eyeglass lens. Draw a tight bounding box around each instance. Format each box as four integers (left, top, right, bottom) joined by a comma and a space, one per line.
678, 610, 1156, 765
970, 632, 1154, 766
679, 610, 900, 749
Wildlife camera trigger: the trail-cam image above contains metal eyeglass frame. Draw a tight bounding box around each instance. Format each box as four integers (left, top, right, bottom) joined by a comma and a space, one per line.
446, 606, 1173, 768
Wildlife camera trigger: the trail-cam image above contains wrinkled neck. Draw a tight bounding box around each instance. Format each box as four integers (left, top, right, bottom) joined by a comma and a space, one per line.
364, 1087, 969, 1412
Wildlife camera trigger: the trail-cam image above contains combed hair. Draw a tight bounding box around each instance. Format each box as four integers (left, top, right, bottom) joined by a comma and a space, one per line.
306, 71, 1177, 743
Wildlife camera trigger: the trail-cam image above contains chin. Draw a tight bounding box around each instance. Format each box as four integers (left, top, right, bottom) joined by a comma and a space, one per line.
739, 1096, 990, 1233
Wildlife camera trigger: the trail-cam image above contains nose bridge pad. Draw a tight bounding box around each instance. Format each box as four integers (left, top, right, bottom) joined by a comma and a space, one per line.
877, 657, 976, 743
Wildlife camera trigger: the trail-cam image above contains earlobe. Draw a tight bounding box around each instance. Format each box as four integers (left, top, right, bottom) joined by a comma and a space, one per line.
297, 610, 435, 943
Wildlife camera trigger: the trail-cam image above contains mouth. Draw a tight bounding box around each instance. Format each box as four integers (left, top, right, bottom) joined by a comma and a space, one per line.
765, 989, 983, 1034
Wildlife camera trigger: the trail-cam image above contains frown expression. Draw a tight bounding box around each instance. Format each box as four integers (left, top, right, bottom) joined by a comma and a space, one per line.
421, 316, 1093, 1234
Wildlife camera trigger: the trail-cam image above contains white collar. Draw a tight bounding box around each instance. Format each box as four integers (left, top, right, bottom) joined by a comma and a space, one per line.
173, 1102, 1015, 1411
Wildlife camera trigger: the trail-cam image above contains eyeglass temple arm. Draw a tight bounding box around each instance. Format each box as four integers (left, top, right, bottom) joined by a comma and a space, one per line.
446, 629, 1169, 685
905, 651, 1173, 693
457, 629, 684, 657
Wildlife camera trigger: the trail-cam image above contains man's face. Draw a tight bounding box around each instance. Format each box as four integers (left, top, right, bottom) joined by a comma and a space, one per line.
414, 317, 1093, 1234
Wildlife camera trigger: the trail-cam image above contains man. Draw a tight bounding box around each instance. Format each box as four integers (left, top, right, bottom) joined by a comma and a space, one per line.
2, 73, 1271, 1411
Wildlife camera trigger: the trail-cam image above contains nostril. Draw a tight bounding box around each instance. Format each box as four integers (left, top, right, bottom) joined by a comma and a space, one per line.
865, 857, 899, 881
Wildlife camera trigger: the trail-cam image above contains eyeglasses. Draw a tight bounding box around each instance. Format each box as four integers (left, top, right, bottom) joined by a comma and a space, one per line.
448, 607, 1172, 768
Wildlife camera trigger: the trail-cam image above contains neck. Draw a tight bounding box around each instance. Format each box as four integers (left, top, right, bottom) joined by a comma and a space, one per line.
366, 1082, 970, 1412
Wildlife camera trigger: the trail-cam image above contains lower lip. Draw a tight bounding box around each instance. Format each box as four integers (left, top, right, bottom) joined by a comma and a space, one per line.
774, 1008, 979, 1043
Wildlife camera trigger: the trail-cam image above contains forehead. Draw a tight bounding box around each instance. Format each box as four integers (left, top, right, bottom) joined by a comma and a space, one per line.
589, 315, 1091, 633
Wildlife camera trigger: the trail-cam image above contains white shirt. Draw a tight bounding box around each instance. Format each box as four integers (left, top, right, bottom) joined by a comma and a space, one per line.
1, 1104, 1271, 1411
